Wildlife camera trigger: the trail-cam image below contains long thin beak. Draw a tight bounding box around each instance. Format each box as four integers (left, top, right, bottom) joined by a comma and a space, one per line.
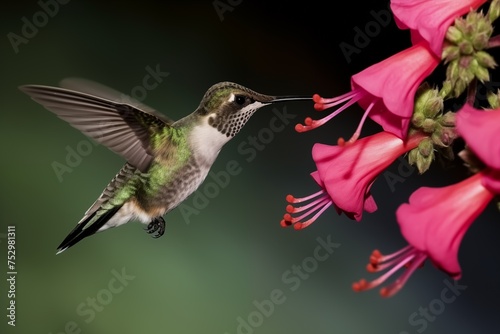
271, 95, 312, 103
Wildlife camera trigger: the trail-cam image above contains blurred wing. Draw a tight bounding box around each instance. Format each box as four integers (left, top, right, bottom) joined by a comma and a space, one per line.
59, 77, 175, 125
19, 84, 170, 172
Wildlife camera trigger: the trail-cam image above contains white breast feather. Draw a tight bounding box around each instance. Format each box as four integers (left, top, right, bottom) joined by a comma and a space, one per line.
189, 114, 230, 165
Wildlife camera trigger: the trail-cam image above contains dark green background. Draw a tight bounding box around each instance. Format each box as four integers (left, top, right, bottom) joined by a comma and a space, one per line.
1, 1, 499, 333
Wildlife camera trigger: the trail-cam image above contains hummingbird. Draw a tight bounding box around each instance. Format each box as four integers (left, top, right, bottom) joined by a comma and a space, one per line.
19, 78, 310, 254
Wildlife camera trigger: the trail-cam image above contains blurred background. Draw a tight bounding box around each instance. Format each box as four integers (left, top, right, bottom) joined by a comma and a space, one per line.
1, 1, 499, 333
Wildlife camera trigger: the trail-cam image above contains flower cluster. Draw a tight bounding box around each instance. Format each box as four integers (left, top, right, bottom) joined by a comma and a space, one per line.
281, 0, 500, 297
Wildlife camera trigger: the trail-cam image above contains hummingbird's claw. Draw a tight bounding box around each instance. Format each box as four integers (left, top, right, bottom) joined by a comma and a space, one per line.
145, 217, 166, 238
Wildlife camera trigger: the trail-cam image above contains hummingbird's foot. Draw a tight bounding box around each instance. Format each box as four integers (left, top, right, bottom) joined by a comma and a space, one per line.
145, 217, 166, 238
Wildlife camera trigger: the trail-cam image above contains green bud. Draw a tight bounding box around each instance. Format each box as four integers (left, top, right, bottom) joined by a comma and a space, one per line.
446, 25, 463, 43
458, 60, 475, 84
414, 83, 432, 112
422, 118, 436, 133
453, 78, 467, 98
439, 81, 453, 98
411, 111, 425, 128
442, 45, 460, 62
487, 91, 500, 109
414, 86, 443, 119
458, 40, 474, 54
473, 64, 490, 82
475, 51, 497, 68
489, 0, 500, 22
472, 32, 490, 50
454, 17, 468, 36
408, 147, 419, 166
418, 138, 434, 157
437, 111, 456, 127
476, 13, 493, 36
432, 126, 456, 147
426, 98, 444, 118
416, 152, 434, 174
446, 59, 459, 82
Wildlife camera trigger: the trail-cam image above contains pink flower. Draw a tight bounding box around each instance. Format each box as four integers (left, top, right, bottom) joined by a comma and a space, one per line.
456, 104, 500, 170
391, 0, 487, 57
353, 169, 500, 297
299, 43, 439, 140
281, 131, 426, 229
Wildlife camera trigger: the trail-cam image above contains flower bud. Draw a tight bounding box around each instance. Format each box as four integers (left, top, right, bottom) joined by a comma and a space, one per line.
446, 25, 463, 44
416, 152, 434, 174
437, 111, 456, 127
418, 138, 434, 157
487, 91, 500, 109
475, 51, 497, 68
489, 0, 500, 22
442, 45, 460, 62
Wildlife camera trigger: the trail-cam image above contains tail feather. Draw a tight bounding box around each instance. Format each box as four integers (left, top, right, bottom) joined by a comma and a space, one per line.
56, 206, 121, 254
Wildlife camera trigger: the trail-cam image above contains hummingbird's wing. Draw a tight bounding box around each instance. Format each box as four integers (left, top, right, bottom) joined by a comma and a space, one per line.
20, 83, 171, 172
59, 77, 175, 125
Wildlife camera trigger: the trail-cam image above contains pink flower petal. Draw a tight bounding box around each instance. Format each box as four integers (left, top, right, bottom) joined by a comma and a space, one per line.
312, 131, 425, 221
396, 172, 495, 278
391, 0, 487, 56
456, 104, 500, 170
351, 43, 440, 138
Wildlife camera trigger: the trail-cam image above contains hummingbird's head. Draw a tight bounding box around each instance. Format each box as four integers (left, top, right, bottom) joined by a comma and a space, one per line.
197, 81, 310, 138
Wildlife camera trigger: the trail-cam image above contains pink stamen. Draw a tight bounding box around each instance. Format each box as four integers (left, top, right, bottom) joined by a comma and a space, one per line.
286, 190, 325, 203
353, 246, 427, 298
296, 90, 364, 133
338, 100, 375, 146
294, 199, 333, 230
281, 190, 333, 229
380, 253, 427, 298
367, 246, 413, 272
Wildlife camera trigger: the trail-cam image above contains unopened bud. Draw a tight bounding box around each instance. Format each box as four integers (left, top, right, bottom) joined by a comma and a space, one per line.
487, 91, 500, 109
446, 25, 464, 44
458, 40, 474, 55
437, 111, 456, 127
442, 45, 460, 62
475, 51, 497, 68
489, 0, 500, 22
416, 152, 434, 174
418, 138, 434, 157
422, 118, 436, 133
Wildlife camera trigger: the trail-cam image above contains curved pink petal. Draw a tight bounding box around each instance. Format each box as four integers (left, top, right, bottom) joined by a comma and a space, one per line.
312, 131, 424, 221
456, 104, 500, 170
351, 43, 440, 138
482, 169, 500, 193
396, 172, 494, 278
391, 0, 487, 56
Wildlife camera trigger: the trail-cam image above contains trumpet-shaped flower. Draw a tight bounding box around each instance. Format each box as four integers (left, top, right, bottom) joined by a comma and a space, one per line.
353, 169, 500, 297
390, 0, 487, 57
299, 43, 439, 140
281, 131, 426, 229
456, 104, 500, 170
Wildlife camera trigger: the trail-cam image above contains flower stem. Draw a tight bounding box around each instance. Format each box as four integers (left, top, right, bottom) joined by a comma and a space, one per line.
466, 78, 477, 106
488, 34, 500, 48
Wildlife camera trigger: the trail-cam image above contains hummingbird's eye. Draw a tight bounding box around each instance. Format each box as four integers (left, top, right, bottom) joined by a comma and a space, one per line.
235, 95, 246, 105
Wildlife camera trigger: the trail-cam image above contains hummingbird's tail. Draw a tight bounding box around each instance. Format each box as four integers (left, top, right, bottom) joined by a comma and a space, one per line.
56, 206, 121, 254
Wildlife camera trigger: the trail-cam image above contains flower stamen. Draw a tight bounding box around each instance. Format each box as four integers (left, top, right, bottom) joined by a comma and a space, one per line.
295, 91, 363, 133
338, 101, 376, 146
353, 246, 427, 298
281, 190, 333, 229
